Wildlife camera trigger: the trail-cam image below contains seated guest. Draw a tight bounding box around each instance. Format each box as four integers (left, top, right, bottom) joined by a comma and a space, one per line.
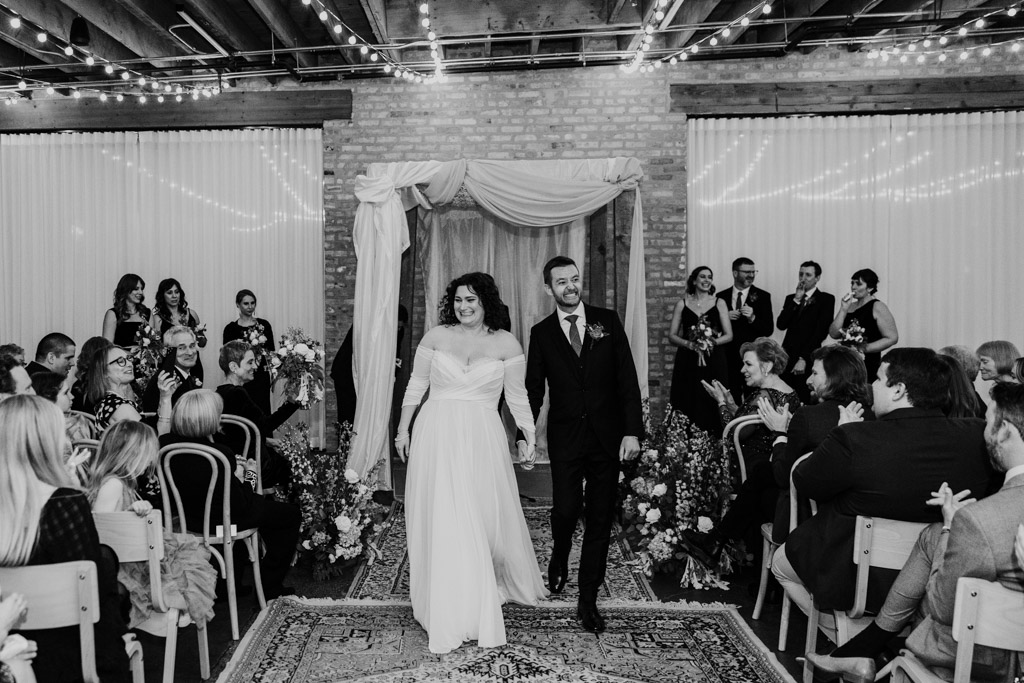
31, 371, 96, 442
216, 341, 298, 489
0, 589, 35, 683
805, 381, 1024, 683
760, 345, 871, 544
939, 354, 984, 418
976, 340, 1020, 385
773, 348, 1000, 623
0, 344, 24, 365
141, 326, 202, 413
939, 344, 987, 418
159, 390, 300, 599
0, 395, 129, 683
25, 333, 75, 378
70, 336, 113, 414
1013, 357, 1024, 385
0, 355, 34, 400
84, 344, 173, 433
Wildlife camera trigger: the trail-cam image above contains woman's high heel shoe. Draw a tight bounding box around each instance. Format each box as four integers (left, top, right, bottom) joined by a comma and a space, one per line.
803, 652, 876, 683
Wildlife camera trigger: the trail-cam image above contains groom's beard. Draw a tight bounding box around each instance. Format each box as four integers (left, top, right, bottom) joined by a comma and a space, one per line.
554, 288, 580, 308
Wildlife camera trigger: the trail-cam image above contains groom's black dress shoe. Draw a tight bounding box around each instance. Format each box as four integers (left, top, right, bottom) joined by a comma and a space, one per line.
577, 599, 606, 633
547, 557, 567, 594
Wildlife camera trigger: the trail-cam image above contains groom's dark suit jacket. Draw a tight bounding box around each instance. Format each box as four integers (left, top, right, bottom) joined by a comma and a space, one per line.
776, 290, 835, 372
525, 304, 643, 459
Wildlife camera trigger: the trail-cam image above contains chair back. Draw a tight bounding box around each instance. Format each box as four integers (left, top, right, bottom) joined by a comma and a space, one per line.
849, 516, 929, 619
0, 561, 100, 682
71, 438, 101, 483
69, 410, 100, 428
789, 452, 818, 531
219, 414, 263, 491
951, 576, 1024, 682
723, 415, 761, 483
158, 442, 235, 546
93, 510, 167, 612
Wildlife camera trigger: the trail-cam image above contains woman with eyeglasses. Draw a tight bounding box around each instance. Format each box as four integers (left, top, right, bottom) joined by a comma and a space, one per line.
84, 345, 175, 434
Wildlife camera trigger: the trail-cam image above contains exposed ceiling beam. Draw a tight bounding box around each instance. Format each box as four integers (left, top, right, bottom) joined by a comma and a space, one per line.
607, 0, 630, 23
247, 0, 319, 68
385, 0, 632, 38
664, 0, 720, 49
359, 0, 389, 43
0, 36, 69, 85
60, 0, 186, 64
851, 0, 990, 39
315, 0, 357, 64
626, 0, 656, 52
179, 0, 268, 60
758, 0, 833, 44
715, 0, 781, 47
1, 0, 141, 63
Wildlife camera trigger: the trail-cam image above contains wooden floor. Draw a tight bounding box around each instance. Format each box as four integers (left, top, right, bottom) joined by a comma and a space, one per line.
139, 462, 809, 682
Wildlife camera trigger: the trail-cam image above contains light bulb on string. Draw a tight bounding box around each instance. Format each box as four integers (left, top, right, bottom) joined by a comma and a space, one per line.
99, 93, 107, 102
85, 55, 95, 65
46, 86, 55, 94
899, 54, 908, 62
348, 35, 356, 45
1009, 6, 1018, 16
139, 95, 146, 104
960, 50, 969, 59
1013, 42, 1022, 52
939, 36, 948, 45
334, 24, 342, 34
723, 27, 732, 37
175, 94, 182, 102
923, 39, 932, 47
916, 54, 925, 63
908, 42, 916, 51
982, 46, 992, 56
36, 32, 47, 43
384, 63, 392, 72
72, 89, 81, 98
370, 52, 378, 61
318, 11, 328, 21
116, 93, 123, 102
428, 31, 436, 40
974, 18, 985, 28
762, 4, 772, 14
645, 24, 655, 34
302, 0, 311, 4
175, 85, 183, 94
655, 10, 665, 20
121, 71, 130, 80
939, 52, 947, 61
360, 45, 368, 54
9, 16, 20, 29
17, 79, 26, 89
138, 77, 146, 86
741, 16, 750, 26
669, 56, 677, 64
421, 17, 430, 28
105, 64, 114, 74
64, 45, 73, 56
164, 84, 172, 92
192, 91, 199, 100
710, 36, 718, 46
958, 27, 968, 36
644, 34, 653, 43
420, 3, 429, 13
641, 42, 650, 51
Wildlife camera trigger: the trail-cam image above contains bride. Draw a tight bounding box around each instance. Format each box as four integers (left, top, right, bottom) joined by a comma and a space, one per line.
395, 272, 548, 654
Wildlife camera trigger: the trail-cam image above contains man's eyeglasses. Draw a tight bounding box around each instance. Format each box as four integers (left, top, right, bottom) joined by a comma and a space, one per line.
108, 356, 130, 368
175, 343, 199, 353
738, 270, 758, 275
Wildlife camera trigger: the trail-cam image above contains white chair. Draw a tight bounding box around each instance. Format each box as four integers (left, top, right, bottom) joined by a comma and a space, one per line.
722, 414, 761, 485
158, 442, 267, 641
891, 577, 1024, 683
93, 510, 211, 682
802, 516, 929, 683
219, 414, 264, 492
68, 409, 100, 430
0, 561, 143, 683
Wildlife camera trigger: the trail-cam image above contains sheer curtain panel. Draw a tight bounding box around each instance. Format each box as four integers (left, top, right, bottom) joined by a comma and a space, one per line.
0, 128, 326, 443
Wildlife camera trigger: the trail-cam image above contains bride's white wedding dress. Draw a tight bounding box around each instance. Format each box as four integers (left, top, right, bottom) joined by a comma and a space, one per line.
404, 347, 548, 654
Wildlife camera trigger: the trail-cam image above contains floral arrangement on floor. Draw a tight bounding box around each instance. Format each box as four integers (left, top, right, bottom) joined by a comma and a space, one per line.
840, 319, 866, 349
278, 421, 387, 580
271, 328, 325, 409
687, 314, 717, 367
619, 409, 737, 589
243, 320, 270, 368
128, 322, 163, 388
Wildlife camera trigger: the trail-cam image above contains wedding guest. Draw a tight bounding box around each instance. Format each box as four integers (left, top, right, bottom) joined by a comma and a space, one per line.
718, 258, 774, 403
151, 279, 206, 382
0, 345, 24, 365
0, 395, 130, 683
31, 371, 95, 443
223, 290, 276, 416
85, 344, 174, 433
25, 333, 75, 377
828, 268, 898, 380
976, 340, 1020, 384
938, 344, 987, 418
216, 341, 297, 489
0, 355, 33, 400
141, 326, 202, 413
777, 261, 835, 404
88, 421, 217, 630
939, 354, 984, 419
668, 266, 733, 435
159, 390, 300, 600
70, 336, 113, 413
0, 590, 35, 683
1014, 357, 1024, 384
102, 274, 150, 348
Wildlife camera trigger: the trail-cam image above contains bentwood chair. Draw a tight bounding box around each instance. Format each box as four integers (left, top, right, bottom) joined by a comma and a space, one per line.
722, 415, 761, 485
219, 414, 264, 492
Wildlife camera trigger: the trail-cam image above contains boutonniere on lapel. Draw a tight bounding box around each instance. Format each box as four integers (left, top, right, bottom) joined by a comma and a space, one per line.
586, 323, 608, 342
747, 291, 759, 305
193, 377, 202, 387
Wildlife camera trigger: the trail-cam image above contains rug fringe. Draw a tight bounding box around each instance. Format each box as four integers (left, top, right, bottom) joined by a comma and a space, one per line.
288, 595, 413, 606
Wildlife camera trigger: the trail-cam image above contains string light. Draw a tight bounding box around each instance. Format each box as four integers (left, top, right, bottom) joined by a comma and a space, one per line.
8, 15, 19, 28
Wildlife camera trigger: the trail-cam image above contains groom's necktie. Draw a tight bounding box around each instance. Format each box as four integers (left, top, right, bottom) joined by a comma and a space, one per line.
735, 290, 743, 310
565, 315, 583, 356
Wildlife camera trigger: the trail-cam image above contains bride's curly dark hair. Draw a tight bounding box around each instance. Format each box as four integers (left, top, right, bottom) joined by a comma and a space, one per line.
437, 272, 510, 331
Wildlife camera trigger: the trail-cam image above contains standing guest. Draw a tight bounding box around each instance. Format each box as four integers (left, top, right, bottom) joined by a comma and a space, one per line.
70, 337, 114, 413
85, 345, 174, 433
718, 257, 774, 403
938, 344, 987, 418
976, 340, 1020, 385
772, 348, 999, 623
141, 327, 202, 413
25, 333, 75, 378
151, 279, 206, 382
0, 355, 34, 400
524, 257, 643, 633
0, 395, 130, 683
776, 262, 835, 404
102, 274, 150, 348
0, 345, 24, 365
828, 268, 898, 381
216, 341, 297, 490
223, 290, 276, 416
668, 266, 733, 435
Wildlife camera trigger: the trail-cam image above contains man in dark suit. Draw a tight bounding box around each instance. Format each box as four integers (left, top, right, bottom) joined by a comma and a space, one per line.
523, 255, 643, 633
25, 332, 76, 377
718, 257, 774, 403
776, 261, 835, 404
773, 348, 1000, 620
142, 325, 202, 412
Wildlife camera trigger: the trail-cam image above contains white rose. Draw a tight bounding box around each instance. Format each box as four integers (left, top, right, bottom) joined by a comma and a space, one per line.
334, 514, 352, 532
294, 342, 310, 355
638, 502, 649, 515
304, 350, 316, 363
344, 469, 360, 484
652, 483, 668, 497
258, 335, 267, 344
301, 539, 311, 550
328, 553, 337, 564
698, 516, 714, 533
645, 508, 662, 523
276, 348, 288, 357
618, 471, 625, 482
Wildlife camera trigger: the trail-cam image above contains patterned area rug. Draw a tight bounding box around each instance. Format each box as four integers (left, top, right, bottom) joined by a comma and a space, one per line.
348, 504, 657, 602
217, 599, 796, 683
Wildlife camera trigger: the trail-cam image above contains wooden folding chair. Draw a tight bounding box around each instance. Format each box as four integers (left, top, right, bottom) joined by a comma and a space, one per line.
0, 561, 143, 683
158, 442, 267, 641
891, 577, 1024, 683
93, 510, 211, 682
802, 515, 929, 683
219, 414, 264, 492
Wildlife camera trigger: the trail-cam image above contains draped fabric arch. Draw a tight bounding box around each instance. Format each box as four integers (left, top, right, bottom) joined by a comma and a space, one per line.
349, 158, 650, 482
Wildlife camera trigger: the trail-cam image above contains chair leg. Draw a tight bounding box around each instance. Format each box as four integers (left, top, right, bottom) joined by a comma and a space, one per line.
753, 538, 776, 620
162, 608, 179, 683
803, 602, 821, 683
778, 594, 792, 651
197, 619, 210, 679
247, 534, 267, 609
225, 541, 240, 640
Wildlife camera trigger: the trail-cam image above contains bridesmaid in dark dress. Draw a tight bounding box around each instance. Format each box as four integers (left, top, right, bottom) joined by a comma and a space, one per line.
828, 268, 899, 380
151, 278, 206, 382
223, 289, 276, 416
102, 273, 150, 348
668, 266, 733, 435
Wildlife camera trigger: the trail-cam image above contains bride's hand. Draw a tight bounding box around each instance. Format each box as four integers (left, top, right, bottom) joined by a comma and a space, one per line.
395, 433, 410, 463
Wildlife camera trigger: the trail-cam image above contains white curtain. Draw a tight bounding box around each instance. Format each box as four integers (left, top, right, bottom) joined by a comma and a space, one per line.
0, 128, 326, 443
349, 158, 649, 483
688, 112, 1024, 358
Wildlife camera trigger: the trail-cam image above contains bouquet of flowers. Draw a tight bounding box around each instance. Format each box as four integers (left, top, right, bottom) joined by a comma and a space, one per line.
278, 422, 388, 580
271, 328, 325, 408
128, 322, 163, 387
618, 410, 737, 589
243, 321, 270, 369
840, 319, 866, 349
686, 315, 717, 367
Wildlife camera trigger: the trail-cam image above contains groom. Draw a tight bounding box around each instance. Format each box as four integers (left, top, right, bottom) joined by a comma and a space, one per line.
522, 255, 643, 633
